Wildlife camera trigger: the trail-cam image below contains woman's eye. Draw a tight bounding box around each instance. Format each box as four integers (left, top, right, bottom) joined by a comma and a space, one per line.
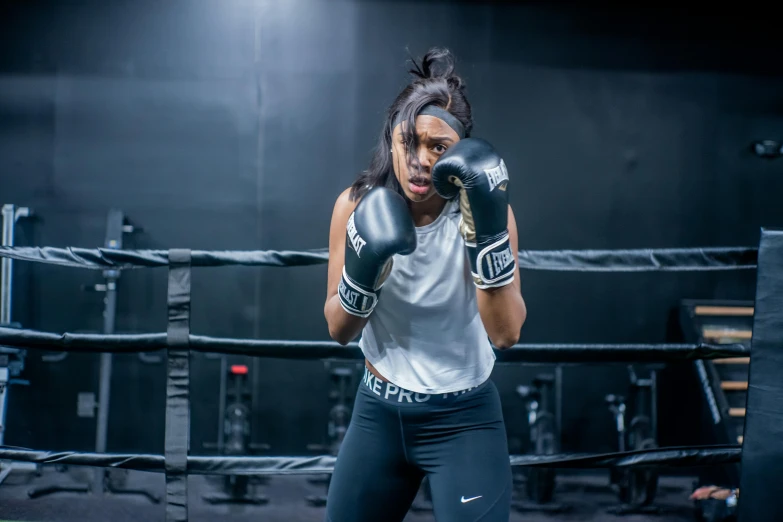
432, 144, 447, 154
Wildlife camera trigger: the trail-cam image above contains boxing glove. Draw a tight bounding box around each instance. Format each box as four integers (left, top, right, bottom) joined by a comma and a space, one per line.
339, 186, 417, 317
432, 138, 516, 289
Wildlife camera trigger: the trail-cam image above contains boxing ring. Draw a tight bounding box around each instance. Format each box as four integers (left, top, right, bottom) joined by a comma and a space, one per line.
0, 231, 781, 522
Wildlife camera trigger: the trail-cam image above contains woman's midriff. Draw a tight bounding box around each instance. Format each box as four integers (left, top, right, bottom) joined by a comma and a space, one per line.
365, 359, 388, 383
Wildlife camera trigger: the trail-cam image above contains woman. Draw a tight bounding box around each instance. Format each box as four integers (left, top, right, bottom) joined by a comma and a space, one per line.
323, 47, 527, 522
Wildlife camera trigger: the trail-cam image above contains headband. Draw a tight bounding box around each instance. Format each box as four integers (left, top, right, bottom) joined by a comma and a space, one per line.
393, 105, 466, 139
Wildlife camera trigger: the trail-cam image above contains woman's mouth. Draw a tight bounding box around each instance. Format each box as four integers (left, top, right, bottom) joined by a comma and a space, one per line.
408, 177, 430, 195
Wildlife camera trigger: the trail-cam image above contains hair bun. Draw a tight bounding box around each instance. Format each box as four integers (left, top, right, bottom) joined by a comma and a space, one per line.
409, 47, 456, 81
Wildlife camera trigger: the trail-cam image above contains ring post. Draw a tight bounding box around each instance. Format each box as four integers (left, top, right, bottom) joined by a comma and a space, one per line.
165, 249, 192, 521
737, 229, 783, 522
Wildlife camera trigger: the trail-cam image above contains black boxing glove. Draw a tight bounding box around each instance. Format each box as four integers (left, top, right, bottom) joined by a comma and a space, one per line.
339, 186, 417, 317
432, 138, 516, 289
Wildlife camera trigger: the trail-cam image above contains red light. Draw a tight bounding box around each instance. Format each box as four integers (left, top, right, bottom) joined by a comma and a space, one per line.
230, 365, 248, 375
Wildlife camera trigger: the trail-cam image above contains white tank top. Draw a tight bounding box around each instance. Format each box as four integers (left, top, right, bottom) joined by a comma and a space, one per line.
358, 198, 496, 395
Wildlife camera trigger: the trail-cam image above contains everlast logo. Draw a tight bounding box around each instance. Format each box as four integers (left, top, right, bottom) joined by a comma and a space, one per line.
338, 278, 361, 309
346, 213, 366, 256
486, 246, 515, 279
337, 279, 367, 312
484, 159, 509, 192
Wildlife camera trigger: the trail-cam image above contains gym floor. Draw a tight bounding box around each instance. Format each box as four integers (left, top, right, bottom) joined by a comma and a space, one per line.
0, 468, 700, 521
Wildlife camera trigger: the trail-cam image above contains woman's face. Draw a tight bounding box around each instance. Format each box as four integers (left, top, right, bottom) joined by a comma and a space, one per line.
391, 115, 461, 203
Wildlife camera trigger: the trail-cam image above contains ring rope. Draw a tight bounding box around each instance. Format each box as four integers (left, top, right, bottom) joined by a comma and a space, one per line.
0, 327, 749, 362
0, 245, 757, 272
0, 444, 741, 475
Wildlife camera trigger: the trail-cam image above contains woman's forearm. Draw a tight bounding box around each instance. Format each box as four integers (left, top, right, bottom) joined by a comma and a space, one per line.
476, 284, 526, 349
324, 294, 369, 345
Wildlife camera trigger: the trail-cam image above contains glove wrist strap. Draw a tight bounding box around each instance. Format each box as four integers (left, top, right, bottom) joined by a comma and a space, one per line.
338, 267, 380, 318
466, 232, 516, 289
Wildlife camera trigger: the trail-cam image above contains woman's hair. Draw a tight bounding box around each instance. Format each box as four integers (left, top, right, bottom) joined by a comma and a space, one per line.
349, 47, 473, 201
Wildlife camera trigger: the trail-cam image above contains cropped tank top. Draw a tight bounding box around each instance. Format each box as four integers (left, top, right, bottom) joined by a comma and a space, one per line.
358, 198, 496, 395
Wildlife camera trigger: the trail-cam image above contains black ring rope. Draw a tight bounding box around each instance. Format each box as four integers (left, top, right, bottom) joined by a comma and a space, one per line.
0, 327, 749, 362
0, 444, 741, 475
0, 245, 757, 272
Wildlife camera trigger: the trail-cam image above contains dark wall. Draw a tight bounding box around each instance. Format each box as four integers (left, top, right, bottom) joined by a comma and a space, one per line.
1, 1, 781, 457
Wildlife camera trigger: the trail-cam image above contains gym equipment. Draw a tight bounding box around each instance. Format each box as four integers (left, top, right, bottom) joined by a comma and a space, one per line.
0, 205, 32, 446
513, 373, 569, 513
0, 321, 30, 486
203, 360, 270, 505
0, 204, 35, 486
306, 361, 360, 507
751, 139, 782, 159
0, 205, 31, 332
28, 209, 158, 501
605, 364, 661, 514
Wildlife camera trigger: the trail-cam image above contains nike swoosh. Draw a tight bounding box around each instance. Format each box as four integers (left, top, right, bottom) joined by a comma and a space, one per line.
461, 495, 482, 503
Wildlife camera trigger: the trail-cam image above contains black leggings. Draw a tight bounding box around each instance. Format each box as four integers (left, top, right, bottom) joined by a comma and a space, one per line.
325, 367, 512, 522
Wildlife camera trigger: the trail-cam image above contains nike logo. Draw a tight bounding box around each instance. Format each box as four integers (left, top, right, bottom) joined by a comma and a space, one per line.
461, 495, 482, 503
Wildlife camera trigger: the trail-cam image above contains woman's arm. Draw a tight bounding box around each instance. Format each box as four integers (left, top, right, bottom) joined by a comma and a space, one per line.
475, 205, 527, 349
324, 188, 369, 345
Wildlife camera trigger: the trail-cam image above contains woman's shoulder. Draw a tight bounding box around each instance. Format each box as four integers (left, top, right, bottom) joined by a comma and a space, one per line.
333, 186, 358, 211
